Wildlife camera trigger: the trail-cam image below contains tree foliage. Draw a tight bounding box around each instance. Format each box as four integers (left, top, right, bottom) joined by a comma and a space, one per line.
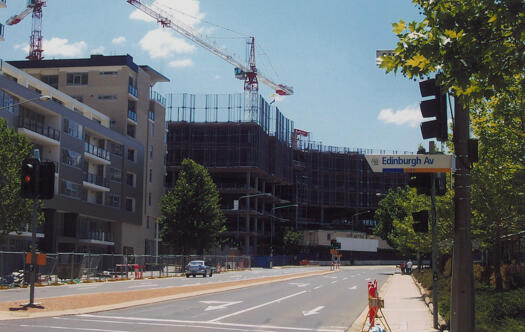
0, 117, 43, 234
282, 228, 303, 255
159, 158, 226, 254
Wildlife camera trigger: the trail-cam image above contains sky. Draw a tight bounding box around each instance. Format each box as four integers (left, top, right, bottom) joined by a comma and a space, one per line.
0, 0, 428, 153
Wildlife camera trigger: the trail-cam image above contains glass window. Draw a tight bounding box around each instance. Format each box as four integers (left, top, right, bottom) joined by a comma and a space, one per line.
109, 141, 123, 156
127, 124, 136, 138
127, 148, 135, 162
148, 192, 152, 206
149, 145, 153, 159
61, 149, 82, 168
98, 95, 117, 100
41, 75, 58, 89
60, 180, 81, 198
126, 173, 135, 187
66, 73, 88, 85
125, 198, 134, 212
110, 167, 121, 182
63, 118, 83, 139
0, 90, 18, 113
149, 169, 152, 183
150, 123, 154, 137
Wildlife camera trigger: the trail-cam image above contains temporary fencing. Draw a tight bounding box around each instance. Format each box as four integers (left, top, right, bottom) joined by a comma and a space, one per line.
0, 251, 251, 286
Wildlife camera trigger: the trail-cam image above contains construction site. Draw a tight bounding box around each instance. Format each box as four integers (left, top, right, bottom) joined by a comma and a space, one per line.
165, 93, 410, 256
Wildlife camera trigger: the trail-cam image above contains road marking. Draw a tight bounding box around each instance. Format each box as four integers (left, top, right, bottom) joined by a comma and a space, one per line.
207, 290, 307, 322
331, 281, 337, 284
349, 285, 357, 290
323, 276, 337, 279
128, 284, 158, 289
365, 278, 371, 281
302, 305, 325, 316
342, 277, 348, 280
20, 325, 129, 332
200, 300, 243, 311
75, 315, 345, 331
288, 282, 310, 287
314, 285, 323, 290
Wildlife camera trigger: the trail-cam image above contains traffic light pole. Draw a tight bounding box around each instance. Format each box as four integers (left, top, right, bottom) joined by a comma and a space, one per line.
451, 98, 474, 332
29, 197, 37, 306
431, 172, 439, 329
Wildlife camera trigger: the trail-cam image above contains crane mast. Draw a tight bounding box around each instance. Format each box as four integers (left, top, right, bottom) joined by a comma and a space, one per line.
6, 0, 45, 61
126, 0, 293, 119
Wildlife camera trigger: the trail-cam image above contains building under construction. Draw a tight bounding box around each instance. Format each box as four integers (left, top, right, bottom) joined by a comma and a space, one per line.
166, 93, 409, 255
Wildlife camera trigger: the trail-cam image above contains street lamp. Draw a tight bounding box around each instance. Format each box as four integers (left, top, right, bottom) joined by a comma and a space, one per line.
269, 204, 298, 268
234, 193, 271, 251
0, 95, 51, 112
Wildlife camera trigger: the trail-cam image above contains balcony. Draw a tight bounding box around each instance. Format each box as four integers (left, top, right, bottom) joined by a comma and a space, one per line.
150, 90, 166, 107
82, 172, 109, 192
17, 117, 60, 146
84, 142, 110, 165
127, 109, 137, 123
79, 231, 114, 245
128, 85, 138, 100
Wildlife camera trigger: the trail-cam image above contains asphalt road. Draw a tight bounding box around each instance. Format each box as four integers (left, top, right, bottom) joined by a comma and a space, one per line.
0, 266, 326, 303
0, 266, 394, 332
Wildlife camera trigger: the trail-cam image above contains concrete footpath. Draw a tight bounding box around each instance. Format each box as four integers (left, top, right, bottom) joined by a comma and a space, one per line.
348, 273, 440, 332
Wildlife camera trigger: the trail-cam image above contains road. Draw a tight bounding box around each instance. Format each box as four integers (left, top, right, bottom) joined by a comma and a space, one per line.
0, 266, 394, 332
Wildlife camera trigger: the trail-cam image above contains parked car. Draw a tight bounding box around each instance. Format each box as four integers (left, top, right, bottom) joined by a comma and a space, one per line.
185, 260, 213, 278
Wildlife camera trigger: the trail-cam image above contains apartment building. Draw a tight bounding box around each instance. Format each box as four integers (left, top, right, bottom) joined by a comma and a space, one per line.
3, 54, 169, 255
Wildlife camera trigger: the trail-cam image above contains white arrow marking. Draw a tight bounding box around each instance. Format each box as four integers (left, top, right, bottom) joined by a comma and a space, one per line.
302, 305, 325, 316
349, 285, 357, 290
323, 276, 337, 279
201, 300, 242, 311
365, 278, 371, 281
288, 282, 310, 288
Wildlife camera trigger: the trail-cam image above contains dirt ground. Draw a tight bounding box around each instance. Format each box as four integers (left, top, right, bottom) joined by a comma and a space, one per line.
0, 270, 330, 320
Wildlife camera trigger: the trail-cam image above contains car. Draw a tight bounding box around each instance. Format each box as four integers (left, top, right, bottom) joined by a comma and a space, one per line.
185, 260, 213, 278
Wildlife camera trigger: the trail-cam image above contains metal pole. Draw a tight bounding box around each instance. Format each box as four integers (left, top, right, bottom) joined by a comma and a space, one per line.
155, 221, 159, 264
431, 172, 439, 329
29, 198, 37, 305
451, 97, 474, 332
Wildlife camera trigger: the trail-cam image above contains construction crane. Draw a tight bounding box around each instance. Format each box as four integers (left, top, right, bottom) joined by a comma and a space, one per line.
6, 0, 45, 60
125, 0, 293, 119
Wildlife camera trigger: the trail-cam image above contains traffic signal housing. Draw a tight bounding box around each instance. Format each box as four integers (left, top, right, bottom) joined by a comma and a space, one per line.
330, 239, 341, 249
408, 173, 432, 196
21, 159, 39, 199
412, 210, 429, 233
38, 162, 55, 199
419, 78, 448, 142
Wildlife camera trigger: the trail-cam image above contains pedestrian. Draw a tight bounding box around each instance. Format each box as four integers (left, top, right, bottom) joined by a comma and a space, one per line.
406, 259, 413, 274
399, 261, 405, 274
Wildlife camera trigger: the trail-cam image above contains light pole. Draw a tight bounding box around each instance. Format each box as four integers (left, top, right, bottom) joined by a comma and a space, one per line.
234, 193, 271, 252
0, 95, 51, 111
270, 204, 298, 268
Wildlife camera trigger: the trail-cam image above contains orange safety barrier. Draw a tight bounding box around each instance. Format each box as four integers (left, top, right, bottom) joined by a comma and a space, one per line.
360, 279, 391, 332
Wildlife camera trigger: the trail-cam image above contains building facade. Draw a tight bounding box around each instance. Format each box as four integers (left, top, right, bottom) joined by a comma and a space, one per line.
2, 55, 168, 254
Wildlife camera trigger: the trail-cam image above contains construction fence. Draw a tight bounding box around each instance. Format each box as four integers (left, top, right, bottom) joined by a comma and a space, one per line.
0, 251, 251, 287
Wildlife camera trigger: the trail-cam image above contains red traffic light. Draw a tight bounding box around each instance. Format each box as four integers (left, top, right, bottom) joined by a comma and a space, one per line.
24, 175, 32, 183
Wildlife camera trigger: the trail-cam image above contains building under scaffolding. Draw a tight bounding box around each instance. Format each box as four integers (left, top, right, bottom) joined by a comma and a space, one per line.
166, 93, 409, 255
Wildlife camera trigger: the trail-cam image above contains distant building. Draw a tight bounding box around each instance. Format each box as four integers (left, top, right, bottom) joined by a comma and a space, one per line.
3, 55, 169, 255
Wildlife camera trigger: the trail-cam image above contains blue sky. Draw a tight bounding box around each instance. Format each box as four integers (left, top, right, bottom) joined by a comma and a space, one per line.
1, 0, 427, 152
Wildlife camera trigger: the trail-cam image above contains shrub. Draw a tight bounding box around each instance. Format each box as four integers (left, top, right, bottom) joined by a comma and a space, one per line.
443, 257, 452, 277
501, 263, 525, 290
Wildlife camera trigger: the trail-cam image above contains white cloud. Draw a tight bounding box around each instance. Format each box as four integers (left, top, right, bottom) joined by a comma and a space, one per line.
169, 58, 193, 68
14, 43, 29, 53
130, 0, 204, 28
112, 36, 126, 45
139, 28, 196, 59
377, 104, 422, 127
41, 37, 87, 57
91, 46, 105, 54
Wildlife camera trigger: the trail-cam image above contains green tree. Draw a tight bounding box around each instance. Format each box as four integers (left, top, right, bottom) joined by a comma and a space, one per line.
282, 228, 303, 255
159, 158, 226, 254
0, 117, 43, 234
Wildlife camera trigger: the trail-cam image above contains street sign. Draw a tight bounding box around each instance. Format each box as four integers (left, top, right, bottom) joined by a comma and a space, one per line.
365, 154, 455, 173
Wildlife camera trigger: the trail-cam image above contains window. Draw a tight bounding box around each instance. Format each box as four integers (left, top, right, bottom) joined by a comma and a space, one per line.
98, 95, 117, 100
125, 198, 135, 212
107, 194, 120, 208
127, 148, 135, 162
150, 123, 154, 137
146, 216, 150, 229
60, 180, 81, 198
148, 192, 152, 206
99, 71, 118, 76
0, 91, 17, 113
149, 110, 155, 121
127, 124, 136, 138
149, 169, 152, 183
41, 75, 58, 89
149, 145, 153, 159
109, 141, 123, 156
126, 172, 135, 187
66, 72, 88, 85
63, 118, 83, 139
61, 149, 82, 168
72, 96, 84, 102
109, 167, 121, 183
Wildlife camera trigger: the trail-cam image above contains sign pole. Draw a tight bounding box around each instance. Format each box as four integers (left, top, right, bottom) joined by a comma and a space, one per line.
29, 197, 37, 306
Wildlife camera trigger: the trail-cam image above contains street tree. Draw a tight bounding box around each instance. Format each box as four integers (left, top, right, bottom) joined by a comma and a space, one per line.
159, 158, 226, 254
0, 118, 43, 235
282, 228, 303, 255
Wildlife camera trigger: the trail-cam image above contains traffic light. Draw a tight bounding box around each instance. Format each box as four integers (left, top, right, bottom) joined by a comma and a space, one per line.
21, 159, 39, 199
330, 239, 341, 249
419, 78, 448, 141
435, 173, 447, 196
412, 210, 429, 233
408, 173, 432, 196
38, 162, 55, 199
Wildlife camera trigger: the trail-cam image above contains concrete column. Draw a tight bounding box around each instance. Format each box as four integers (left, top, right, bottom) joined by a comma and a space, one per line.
321, 207, 325, 224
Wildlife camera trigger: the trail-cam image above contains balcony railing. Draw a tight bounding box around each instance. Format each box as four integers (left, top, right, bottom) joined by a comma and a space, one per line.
18, 116, 60, 141
127, 109, 137, 122
79, 231, 114, 243
83, 172, 109, 188
84, 142, 110, 161
128, 85, 138, 98
150, 90, 166, 106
